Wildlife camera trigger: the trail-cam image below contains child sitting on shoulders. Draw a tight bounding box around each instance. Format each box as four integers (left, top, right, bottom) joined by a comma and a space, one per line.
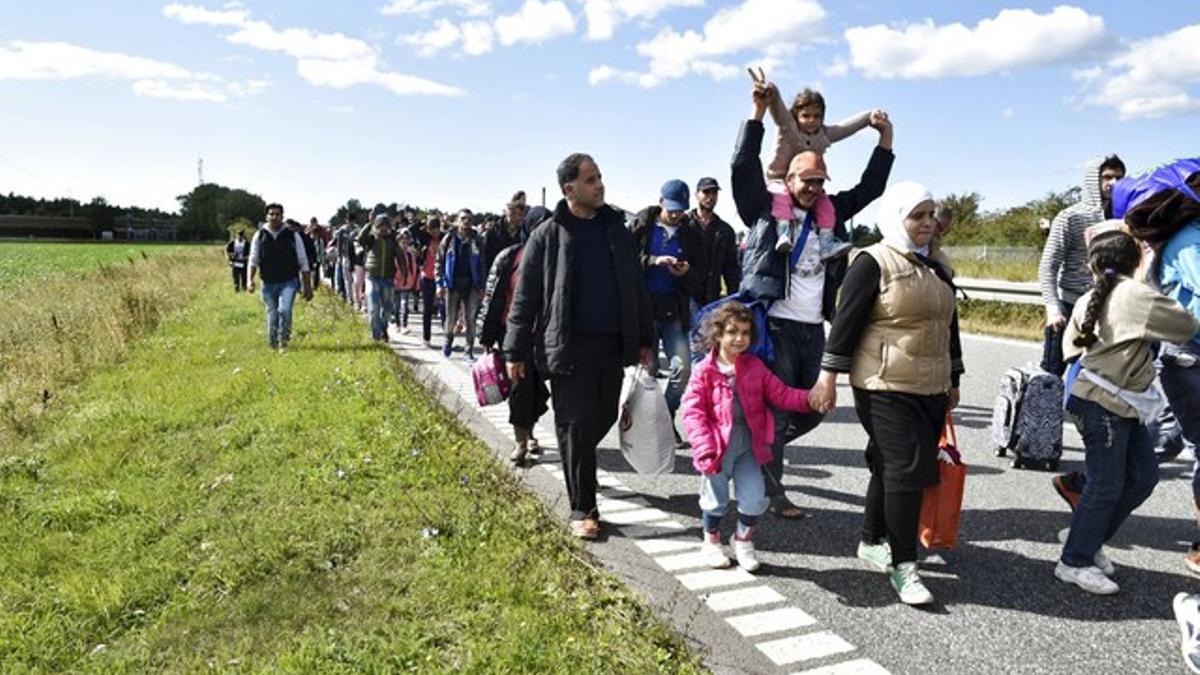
680, 301, 812, 571
766, 86, 880, 260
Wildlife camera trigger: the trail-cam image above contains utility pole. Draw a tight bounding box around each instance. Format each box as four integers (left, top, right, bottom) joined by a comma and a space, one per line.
197, 157, 204, 185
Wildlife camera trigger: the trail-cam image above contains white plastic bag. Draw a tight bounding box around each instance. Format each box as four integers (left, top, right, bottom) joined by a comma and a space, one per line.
617, 366, 675, 475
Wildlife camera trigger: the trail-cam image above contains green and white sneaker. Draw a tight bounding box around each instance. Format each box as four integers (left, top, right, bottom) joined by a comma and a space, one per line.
889, 562, 934, 605
857, 540, 893, 571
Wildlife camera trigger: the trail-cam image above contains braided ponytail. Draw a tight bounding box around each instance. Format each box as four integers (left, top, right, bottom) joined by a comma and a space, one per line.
1073, 231, 1142, 348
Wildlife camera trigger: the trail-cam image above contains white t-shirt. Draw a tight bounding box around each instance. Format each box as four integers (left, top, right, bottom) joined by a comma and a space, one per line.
767, 208, 824, 324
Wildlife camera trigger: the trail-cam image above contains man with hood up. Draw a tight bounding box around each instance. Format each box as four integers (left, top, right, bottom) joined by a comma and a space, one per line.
1038, 155, 1126, 376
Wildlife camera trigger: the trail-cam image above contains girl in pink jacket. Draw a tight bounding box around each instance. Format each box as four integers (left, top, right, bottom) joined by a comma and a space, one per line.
680, 301, 811, 571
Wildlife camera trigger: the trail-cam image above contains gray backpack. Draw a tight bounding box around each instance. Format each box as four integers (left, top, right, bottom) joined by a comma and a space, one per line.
990, 365, 1063, 470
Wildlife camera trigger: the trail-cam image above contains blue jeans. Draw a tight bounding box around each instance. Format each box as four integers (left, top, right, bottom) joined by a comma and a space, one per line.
1160, 341, 1200, 508
365, 276, 395, 340
334, 260, 347, 299
763, 318, 826, 498
650, 318, 691, 417
1041, 300, 1074, 376
699, 445, 769, 518
261, 278, 299, 347
1061, 396, 1159, 567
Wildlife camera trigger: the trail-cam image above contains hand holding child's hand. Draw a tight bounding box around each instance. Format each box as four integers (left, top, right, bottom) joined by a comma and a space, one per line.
868, 109, 891, 131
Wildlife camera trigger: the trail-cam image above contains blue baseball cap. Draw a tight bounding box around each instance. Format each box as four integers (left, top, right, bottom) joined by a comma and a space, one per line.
660, 179, 690, 212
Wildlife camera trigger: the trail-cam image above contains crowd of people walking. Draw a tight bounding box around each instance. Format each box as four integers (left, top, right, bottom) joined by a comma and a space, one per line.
225, 71, 1200, 629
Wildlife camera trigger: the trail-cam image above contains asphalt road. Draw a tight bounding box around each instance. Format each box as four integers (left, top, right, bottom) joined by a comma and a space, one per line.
391, 324, 1197, 675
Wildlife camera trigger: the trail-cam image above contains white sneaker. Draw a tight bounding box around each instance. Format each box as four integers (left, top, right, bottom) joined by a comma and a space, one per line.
857, 540, 893, 571
1094, 548, 1116, 577
1174, 592, 1200, 674
699, 537, 732, 569
1054, 561, 1119, 595
889, 562, 934, 605
733, 536, 761, 572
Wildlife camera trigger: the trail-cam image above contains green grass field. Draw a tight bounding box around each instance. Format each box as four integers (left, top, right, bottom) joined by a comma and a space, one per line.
0, 241, 197, 289
0, 250, 702, 673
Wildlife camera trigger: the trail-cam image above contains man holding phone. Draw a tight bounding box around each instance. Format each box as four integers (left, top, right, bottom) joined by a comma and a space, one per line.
632, 179, 703, 447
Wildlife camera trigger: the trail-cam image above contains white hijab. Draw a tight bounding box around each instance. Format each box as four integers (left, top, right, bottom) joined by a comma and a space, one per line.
875, 180, 934, 255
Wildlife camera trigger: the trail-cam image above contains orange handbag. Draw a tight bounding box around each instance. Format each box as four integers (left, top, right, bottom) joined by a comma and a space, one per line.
919, 412, 967, 550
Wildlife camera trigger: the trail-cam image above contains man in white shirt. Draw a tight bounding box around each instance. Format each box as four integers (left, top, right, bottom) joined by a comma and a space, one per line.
247, 203, 312, 349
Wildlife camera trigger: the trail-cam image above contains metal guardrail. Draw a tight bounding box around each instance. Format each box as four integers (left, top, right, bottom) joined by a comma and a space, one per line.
955, 277, 1042, 305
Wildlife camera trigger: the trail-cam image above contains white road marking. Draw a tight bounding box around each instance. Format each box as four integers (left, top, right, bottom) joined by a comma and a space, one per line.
602, 507, 673, 525
757, 631, 855, 666
635, 538, 702, 555
704, 586, 788, 613
726, 607, 817, 637
676, 568, 758, 591
655, 550, 727, 572
790, 658, 891, 675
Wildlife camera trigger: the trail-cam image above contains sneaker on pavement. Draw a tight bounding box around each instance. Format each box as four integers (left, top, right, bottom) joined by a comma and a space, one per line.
1187, 544, 1200, 575
1174, 592, 1200, 674
1094, 547, 1116, 577
889, 562, 934, 605
1054, 561, 1119, 595
857, 540, 893, 571
1052, 474, 1082, 511
699, 534, 732, 569
733, 536, 761, 572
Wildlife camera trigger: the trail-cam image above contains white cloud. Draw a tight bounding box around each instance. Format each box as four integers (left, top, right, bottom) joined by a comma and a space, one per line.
163, 3, 248, 26
581, 0, 704, 41
404, 19, 463, 56
590, 0, 825, 88
843, 6, 1110, 79
165, 3, 465, 96
132, 78, 228, 102
0, 41, 190, 80
380, 0, 491, 17
1082, 23, 1200, 120
407, 0, 568, 55
494, 0, 575, 46
460, 21, 495, 55
0, 40, 265, 104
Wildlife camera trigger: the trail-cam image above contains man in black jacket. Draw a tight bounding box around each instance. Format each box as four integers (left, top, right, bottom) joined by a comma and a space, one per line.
735, 75, 894, 519
688, 176, 740, 308
504, 153, 654, 539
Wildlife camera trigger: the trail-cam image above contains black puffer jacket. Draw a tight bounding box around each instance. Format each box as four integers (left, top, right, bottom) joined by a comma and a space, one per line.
503, 200, 653, 376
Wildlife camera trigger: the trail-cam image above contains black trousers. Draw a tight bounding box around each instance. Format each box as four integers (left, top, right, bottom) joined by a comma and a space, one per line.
420, 278, 437, 342
231, 265, 247, 291
854, 387, 947, 566
550, 335, 623, 520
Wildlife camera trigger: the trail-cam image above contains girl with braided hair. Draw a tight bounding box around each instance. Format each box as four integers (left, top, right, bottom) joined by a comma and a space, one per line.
1055, 230, 1200, 595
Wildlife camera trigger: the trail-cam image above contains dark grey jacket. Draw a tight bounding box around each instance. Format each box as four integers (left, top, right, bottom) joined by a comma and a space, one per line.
503, 199, 653, 376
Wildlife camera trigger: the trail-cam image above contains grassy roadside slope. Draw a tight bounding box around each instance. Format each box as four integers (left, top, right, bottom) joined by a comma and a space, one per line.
0, 284, 702, 673
0, 242, 196, 289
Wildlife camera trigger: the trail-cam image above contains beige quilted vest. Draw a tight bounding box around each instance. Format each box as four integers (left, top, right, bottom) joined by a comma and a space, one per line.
849, 243, 956, 395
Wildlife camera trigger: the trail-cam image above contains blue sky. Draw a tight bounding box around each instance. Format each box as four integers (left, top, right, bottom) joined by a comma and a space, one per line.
1, 1, 1197, 228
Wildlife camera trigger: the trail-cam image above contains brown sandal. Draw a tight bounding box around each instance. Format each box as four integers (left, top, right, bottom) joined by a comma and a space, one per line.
570, 517, 599, 539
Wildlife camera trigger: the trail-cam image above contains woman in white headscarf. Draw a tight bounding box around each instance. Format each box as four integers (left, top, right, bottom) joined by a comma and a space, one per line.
809, 180, 963, 606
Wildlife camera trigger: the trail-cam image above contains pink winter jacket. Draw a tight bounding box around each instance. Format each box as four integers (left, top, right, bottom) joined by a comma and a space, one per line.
681, 351, 811, 475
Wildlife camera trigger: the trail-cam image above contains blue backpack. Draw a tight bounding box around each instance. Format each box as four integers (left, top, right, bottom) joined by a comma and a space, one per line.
1111, 157, 1200, 219
689, 292, 775, 363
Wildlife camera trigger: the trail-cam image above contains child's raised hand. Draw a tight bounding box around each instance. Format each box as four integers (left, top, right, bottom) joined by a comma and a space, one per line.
868, 109, 891, 130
